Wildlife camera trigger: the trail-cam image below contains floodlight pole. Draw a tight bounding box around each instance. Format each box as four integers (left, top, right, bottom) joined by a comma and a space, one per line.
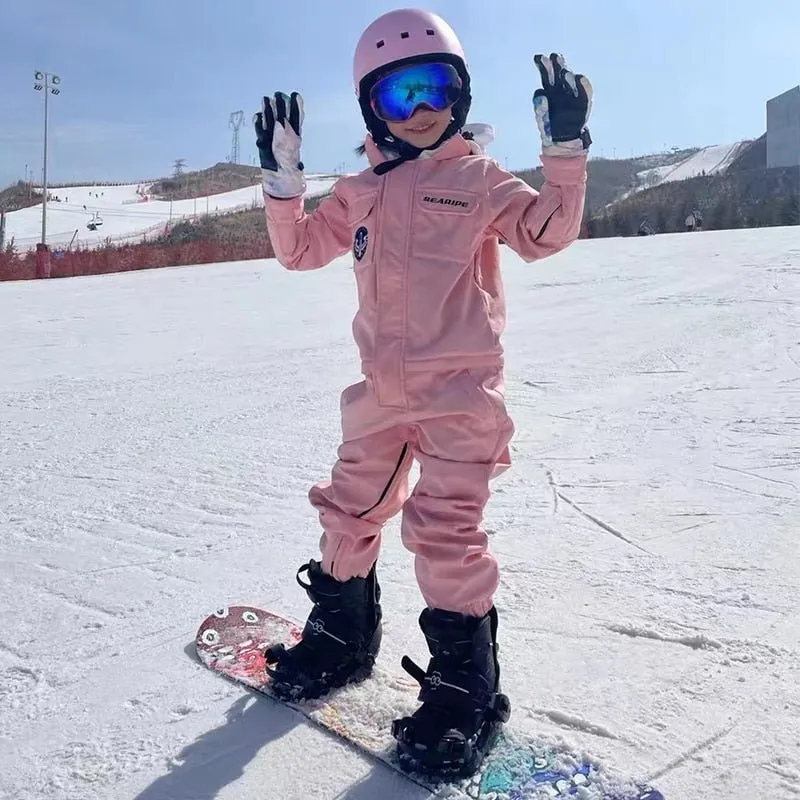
33, 70, 61, 246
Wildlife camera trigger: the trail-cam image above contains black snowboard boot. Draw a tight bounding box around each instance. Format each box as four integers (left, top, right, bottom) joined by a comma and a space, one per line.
264, 559, 382, 701
392, 606, 510, 776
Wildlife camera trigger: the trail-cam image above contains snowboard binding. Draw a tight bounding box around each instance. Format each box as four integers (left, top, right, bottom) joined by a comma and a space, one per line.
264, 559, 382, 701
392, 606, 511, 776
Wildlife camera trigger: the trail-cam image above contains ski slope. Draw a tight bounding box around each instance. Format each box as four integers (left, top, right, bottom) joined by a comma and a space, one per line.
1, 226, 799, 800
3, 175, 339, 251
637, 141, 750, 187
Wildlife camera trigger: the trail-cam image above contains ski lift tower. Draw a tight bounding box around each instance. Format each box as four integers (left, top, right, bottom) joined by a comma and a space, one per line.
229, 111, 244, 164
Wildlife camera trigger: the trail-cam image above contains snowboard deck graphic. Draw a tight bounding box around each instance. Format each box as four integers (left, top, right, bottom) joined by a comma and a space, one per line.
194, 605, 664, 799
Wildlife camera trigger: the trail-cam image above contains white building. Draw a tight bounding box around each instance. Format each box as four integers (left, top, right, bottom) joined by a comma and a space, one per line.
766, 85, 800, 168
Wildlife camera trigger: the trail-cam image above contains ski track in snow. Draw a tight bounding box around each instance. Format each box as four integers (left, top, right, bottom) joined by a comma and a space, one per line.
1, 227, 799, 799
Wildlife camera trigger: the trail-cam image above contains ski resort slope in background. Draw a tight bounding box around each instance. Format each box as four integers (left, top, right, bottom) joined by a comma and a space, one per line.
3, 142, 749, 252
1, 226, 799, 800
3, 175, 339, 251
636, 141, 750, 189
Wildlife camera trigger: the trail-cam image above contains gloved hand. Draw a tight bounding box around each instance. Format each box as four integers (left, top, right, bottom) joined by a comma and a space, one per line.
254, 91, 306, 198
533, 54, 592, 156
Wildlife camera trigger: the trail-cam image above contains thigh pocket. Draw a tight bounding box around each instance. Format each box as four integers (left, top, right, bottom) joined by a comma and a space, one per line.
447, 368, 508, 430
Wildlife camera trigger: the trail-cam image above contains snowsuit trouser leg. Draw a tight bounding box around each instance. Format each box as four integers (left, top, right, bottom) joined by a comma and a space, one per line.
309, 368, 513, 616
309, 380, 414, 581
401, 368, 514, 617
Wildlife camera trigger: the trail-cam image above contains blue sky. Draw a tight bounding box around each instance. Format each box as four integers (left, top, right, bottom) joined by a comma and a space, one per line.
2, 0, 798, 186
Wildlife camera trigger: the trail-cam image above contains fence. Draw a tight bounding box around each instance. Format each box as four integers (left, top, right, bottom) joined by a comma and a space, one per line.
0, 235, 275, 282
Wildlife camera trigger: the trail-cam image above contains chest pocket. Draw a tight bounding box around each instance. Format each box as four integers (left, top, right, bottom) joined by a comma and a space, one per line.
412, 188, 482, 262
347, 191, 378, 267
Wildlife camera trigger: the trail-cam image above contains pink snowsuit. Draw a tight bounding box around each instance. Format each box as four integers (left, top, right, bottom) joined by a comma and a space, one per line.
265, 133, 587, 617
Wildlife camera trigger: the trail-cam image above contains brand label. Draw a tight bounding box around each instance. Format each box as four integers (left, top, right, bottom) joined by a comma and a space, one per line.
422, 195, 471, 209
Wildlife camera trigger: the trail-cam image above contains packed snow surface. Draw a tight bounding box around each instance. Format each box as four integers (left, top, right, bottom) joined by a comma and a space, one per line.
1, 225, 798, 799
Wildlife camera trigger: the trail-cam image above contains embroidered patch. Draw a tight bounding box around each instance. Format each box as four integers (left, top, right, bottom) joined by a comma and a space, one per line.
353, 226, 368, 262
422, 194, 471, 209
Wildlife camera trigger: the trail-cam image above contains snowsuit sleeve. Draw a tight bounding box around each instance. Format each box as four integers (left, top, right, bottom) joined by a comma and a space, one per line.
485, 154, 587, 262
264, 185, 352, 271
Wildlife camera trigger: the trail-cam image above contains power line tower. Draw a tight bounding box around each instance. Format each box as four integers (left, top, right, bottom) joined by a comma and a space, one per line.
229, 111, 244, 164
173, 158, 186, 177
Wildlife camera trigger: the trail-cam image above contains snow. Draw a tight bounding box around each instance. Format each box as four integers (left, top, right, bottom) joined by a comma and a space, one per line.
3, 175, 339, 251
636, 141, 750, 188
1, 225, 799, 799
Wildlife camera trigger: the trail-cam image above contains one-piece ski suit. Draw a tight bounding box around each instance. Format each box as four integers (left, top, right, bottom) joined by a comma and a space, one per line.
265, 132, 587, 616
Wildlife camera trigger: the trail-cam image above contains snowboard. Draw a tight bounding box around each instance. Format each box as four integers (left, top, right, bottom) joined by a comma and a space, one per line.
194, 605, 664, 799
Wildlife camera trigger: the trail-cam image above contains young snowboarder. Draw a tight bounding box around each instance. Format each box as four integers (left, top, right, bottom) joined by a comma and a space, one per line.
254, 8, 592, 775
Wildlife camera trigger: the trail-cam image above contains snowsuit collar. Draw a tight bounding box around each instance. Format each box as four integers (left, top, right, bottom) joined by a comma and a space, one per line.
363, 123, 495, 169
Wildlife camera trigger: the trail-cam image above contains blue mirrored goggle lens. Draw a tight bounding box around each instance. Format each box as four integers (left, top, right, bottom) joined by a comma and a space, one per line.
370, 62, 462, 123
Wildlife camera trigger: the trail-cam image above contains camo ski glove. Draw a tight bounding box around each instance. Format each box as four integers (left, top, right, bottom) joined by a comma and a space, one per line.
254, 91, 306, 198
533, 53, 592, 156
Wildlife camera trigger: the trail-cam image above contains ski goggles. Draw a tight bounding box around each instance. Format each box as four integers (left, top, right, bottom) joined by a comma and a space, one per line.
369, 61, 462, 123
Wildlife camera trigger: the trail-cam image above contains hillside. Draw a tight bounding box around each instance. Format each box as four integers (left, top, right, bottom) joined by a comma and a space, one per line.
515, 142, 770, 220
589, 163, 799, 236
516, 148, 699, 212
727, 134, 767, 172
635, 141, 750, 187
0, 181, 42, 213
147, 162, 263, 201
0, 175, 339, 252
509, 134, 797, 237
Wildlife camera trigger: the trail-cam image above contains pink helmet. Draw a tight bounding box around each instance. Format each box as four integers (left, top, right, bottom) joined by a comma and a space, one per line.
352, 9, 472, 155
353, 9, 467, 97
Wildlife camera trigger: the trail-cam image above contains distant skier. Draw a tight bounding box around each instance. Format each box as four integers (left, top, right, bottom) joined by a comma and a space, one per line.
685, 210, 703, 232
254, 8, 592, 776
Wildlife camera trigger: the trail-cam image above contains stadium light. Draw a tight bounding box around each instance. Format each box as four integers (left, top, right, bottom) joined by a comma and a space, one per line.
33, 70, 62, 247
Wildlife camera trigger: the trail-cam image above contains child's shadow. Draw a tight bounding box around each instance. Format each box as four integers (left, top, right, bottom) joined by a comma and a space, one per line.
137, 643, 430, 800
134, 645, 299, 800
333, 765, 431, 800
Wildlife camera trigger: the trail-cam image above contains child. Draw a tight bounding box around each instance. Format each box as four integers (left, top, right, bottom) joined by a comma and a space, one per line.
254, 8, 591, 775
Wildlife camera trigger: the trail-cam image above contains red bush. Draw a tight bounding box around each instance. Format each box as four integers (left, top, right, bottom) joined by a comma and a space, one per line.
0, 236, 276, 282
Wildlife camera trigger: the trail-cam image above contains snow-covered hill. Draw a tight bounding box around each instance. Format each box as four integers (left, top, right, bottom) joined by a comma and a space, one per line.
1, 227, 798, 799
3, 175, 339, 252
637, 141, 751, 188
